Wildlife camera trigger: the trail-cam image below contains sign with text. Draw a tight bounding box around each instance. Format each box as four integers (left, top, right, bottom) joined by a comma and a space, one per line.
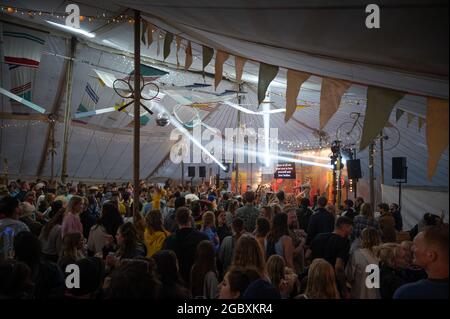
274, 162, 296, 179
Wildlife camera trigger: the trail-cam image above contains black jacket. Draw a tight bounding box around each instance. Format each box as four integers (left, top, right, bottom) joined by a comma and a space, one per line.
305, 208, 335, 246
162, 228, 209, 284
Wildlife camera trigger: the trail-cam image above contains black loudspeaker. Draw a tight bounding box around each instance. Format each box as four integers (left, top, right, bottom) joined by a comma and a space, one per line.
392, 157, 407, 180
199, 166, 206, 178
188, 166, 195, 178
347, 159, 362, 179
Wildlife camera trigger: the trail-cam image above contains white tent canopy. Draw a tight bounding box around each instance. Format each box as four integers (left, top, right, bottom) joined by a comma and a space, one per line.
0, 0, 448, 213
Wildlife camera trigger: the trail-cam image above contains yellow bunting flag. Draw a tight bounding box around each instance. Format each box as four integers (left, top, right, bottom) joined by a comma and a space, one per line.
175, 35, 182, 67
114, 100, 127, 112
426, 98, 449, 180
163, 32, 173, 61
258, 63, 279, 105
319, 78, 351, 130
418, 117, 425, 132
235, 56, 247, 83
359, 86, 405, 150
407, 112, 415, 128
184, 41, 193, 71
214, 51, 229, 90
147, 24, 154, 48
285, 69, 310, 122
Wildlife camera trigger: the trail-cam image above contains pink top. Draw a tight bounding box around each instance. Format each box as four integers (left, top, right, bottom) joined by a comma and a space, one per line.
61, 212, 83, 238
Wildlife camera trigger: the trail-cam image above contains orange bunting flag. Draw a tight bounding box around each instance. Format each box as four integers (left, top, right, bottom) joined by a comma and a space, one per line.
214, 51, 229, 90
319, 78, 352, 130
184, 41, 193, 71
235, 56, 247, 83
285, 69, 310, 122
426, 98, 449, 180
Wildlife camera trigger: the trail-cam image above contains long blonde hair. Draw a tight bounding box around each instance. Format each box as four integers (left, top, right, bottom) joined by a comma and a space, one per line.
361, 227, 381, 253
232, 234, 266, 277
201, 211, 216, 230
266, 255, 285, 289
374, 243, 400, 268
305, 259, 340, 299
360, 203, 374, 219
66, 195, 83, 214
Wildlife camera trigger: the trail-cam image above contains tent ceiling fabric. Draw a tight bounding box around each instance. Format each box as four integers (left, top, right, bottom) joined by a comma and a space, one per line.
0, 1, 448, 186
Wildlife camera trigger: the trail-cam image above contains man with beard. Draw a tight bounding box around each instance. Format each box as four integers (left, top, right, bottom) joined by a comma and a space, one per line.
285, 206, 306, 274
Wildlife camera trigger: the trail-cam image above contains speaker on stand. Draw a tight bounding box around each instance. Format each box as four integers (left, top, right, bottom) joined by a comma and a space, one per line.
392, 157, 407, 212
188, 166, 195, 183
347, 159, 362, 198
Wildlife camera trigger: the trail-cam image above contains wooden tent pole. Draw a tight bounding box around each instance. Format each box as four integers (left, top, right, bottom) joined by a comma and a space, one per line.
369, 142, 375, 208
61, 36, 76, 184
133, 10, 141, 217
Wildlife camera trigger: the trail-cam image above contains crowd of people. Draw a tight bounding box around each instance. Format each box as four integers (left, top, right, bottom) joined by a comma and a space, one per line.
0, 179, 448, 299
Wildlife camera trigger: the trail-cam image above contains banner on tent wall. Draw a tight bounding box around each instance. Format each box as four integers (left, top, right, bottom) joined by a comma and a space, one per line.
2, 23, 48, 67
8, 64, 34, 105
360, 87, 405, 150
381, 184, 449, 230
426, 98, 449, 180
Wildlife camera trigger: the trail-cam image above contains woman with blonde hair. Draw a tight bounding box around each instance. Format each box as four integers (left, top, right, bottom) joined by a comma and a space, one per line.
58, 232, 84, 270
232, 234, 266, 278
351, 202, 380, 241
297, 258, 340, 299
375, 243, 407, 299
201, 211, 219, 251
266, 255, 292, 298
61, 195, 84, 238
346, 227, 381, 299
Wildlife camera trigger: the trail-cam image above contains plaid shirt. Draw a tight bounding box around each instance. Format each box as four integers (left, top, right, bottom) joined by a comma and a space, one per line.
351, 215, 380, 240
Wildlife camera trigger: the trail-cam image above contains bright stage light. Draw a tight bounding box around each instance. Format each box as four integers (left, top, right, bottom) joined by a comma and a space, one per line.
46, 20, 96, 38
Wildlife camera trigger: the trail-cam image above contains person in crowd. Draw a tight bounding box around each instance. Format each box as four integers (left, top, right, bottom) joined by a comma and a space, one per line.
14, 231, 65, 299
87, 201, 124, 256
296, 197, 313, 232
216, 208, 231, 243
409, 213, 442, 239
201, 211, 220, 251
309, 216, 353, 298
394, 225, 448, 299
271, 204, 282, 216
266, 213, 295, 270
276, 190, 286, 209
144, 210, 170, 258
61, 196, 84, 238
286, 207, 306, 274
15, 181, 30, 202
235, 191, 260, 233
58, 232, 85, 270
345, 227, 381, 299
260, 205, 274, 226
390, 203, 403, 232
351, 203, 380, 241
254, 217, 270, 260
162, 207, 209, 284
0, 196, 29, 260
18, 193, 42, 237
105, 259, 161, 299
378, 203, 397, 243
305, 196, 335, 246
231, 234, 267, 279
375, 243, 408, 299
153, 250, 191, 299
218, 266, 260, 299
108, 222, 147, 261
0, 259, 34, 299
63, 256, 105, 299
225, 199, 239, 227
296, 258, 340, 299
39, 208, 64, 262
266, 255, 291, 298
190, 240, 219, 299
79, 196, 97, 240
219, 217, 246, 274
341, 200, 358, 220
354, 197, 364, 215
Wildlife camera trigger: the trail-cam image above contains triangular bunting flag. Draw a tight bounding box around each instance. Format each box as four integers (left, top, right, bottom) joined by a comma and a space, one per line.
396, 109, 404, 122
140, 115, 150, 126
235, 56, 247, 83
426, 98, 449, 180
407, 112, 415, 128
319, 78, 351, 130
202, 46, 214, 75
175, 35, 182, 67
147, 23, 154, 48
285, 69, 310, 122
163, 32, 173, 61
257, 63, 279, 105
184, 41, 193, 71
359, 86, 405, 150
141, 20, 147, 45
418, 117, 425, 132
214, 51, 229, 90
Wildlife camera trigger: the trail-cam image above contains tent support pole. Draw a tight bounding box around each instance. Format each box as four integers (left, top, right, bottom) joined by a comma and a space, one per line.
380, 131, 385, 185
369, 142, 375, 208
133, 10, 141, 218
61, 36, 76, 184
235, 83, 242, 194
